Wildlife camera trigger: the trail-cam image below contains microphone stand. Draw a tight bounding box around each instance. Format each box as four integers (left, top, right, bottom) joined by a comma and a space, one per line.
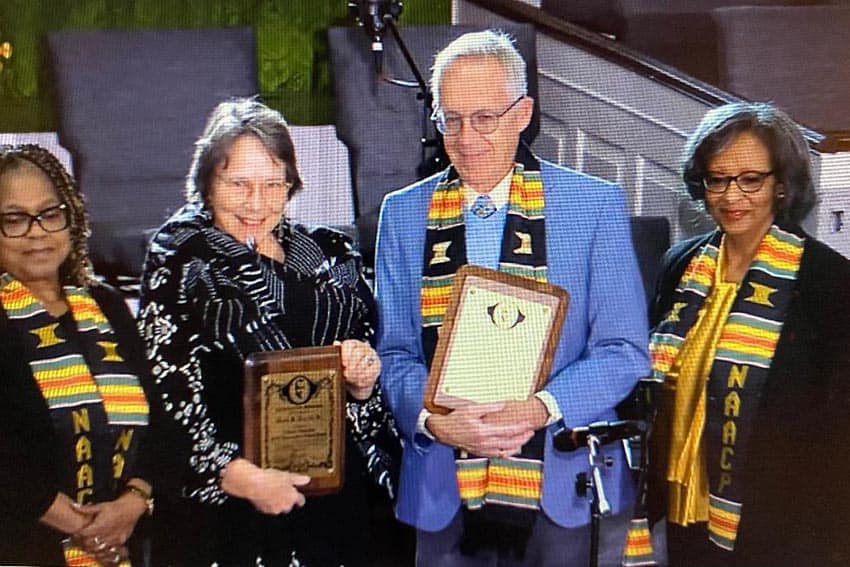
351, 8, 448, 177
386, 20, 439, 169
558, 382, 656, 567
383, 19, 426, 91
374, 18, 447, 176
575, 434, 613, 567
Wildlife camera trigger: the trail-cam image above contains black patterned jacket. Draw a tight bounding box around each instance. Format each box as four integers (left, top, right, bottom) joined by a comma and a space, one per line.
138, 204, 397, 505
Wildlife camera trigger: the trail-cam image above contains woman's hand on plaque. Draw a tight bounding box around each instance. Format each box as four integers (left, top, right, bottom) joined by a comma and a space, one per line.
221, 458, 310, 515
338, 339, 381, 400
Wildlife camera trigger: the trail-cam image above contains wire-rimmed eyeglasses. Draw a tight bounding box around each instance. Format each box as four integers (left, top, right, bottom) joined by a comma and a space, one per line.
431, 96, 525, 136
703, 171, 774, 194
0, 203, 70, 238
217, 175, 293, 194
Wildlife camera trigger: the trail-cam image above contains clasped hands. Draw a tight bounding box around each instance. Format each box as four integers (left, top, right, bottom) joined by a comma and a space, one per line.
41, 490, 148, 566
426, 397, 550, 458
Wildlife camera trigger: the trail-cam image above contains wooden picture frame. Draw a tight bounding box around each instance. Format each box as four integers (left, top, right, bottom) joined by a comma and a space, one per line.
424, 265, 569, 414
243, 345, 345, 495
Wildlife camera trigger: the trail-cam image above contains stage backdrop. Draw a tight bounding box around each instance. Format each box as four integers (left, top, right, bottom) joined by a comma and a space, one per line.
0, 0, 450, 132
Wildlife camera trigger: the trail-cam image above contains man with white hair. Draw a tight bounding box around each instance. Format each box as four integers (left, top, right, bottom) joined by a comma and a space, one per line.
375, 30, 649, 565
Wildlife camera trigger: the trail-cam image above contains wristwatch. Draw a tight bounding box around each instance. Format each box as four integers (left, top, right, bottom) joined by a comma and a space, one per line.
124, 484, 155, 516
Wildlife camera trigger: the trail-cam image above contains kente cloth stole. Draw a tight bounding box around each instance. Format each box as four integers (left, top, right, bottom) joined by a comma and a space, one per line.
63, 545, 131, 567
0, 274, 147, 567
420, 150, 547, 511
625, 225, 803, 563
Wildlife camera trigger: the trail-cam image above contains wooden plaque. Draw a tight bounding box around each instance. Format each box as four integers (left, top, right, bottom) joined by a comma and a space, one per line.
425, 265, 569, 414
243, 345, 344, 495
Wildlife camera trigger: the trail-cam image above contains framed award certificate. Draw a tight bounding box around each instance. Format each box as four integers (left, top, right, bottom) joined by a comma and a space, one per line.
424, 265, 569, 414
243, 345, 344, 495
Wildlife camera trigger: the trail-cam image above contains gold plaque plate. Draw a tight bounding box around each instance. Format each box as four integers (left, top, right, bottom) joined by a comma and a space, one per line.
425, 265, 569, 414
244, 345, 344, 495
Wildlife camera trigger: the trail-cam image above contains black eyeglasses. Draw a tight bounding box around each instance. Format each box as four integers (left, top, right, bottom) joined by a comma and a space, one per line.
431, 96, 525, 136
0, 203, 70, 238
703, 171, 774, 194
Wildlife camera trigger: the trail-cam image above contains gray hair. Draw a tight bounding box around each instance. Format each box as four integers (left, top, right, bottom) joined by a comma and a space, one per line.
431, 30, 527, 110
186, 97, 303, 206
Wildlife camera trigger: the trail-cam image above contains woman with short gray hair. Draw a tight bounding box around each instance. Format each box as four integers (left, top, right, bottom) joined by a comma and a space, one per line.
139, 98, 399, 567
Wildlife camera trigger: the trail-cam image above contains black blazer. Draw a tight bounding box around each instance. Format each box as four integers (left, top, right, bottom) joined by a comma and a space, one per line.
648, 229, 850, 566
0, 283, 158, 565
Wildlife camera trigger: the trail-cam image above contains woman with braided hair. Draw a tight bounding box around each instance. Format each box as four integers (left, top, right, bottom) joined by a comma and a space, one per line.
0, 144, 157, 566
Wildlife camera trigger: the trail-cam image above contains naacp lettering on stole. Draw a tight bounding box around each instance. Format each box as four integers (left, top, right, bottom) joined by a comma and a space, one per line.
71, 408, 133, 503
716, 365, 748, 494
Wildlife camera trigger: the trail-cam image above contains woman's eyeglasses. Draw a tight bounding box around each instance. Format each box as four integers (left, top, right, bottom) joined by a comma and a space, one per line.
217, 176, 292, 194
703, 171, 774, 194
0, 203, 70, 238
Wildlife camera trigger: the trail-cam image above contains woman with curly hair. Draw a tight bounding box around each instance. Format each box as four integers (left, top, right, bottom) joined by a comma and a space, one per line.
0, 144, 157, 566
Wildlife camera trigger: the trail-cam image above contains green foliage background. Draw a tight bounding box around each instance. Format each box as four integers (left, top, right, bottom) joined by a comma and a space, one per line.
0, 0, 450, 132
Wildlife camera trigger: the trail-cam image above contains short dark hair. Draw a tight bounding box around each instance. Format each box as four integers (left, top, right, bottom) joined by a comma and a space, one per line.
682, 102, 816, 225
0, 144, 94, 287
186, 97, 303, 206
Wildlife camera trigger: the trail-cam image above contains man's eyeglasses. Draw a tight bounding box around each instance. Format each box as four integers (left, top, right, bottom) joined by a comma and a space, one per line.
0, 203, 70, 238
431, 96, 525, 136
217, 176, 292, 194
703, 171, 774, 194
